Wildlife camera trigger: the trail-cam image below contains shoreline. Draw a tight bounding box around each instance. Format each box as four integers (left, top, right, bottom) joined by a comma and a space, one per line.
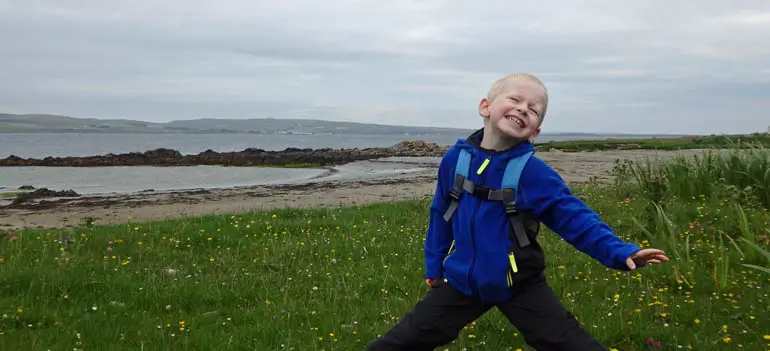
0, 149, 722, 230
0, 166, 439, 229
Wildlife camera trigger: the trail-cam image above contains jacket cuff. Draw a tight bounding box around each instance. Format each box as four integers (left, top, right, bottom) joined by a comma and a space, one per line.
425, 263, 444, 279
614, 244, 642, 271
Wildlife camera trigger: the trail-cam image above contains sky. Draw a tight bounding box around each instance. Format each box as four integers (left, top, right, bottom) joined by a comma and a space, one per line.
1, 0, 769, 135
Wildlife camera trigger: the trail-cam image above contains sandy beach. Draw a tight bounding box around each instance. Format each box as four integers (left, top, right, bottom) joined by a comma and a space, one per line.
0, 149, 714, 229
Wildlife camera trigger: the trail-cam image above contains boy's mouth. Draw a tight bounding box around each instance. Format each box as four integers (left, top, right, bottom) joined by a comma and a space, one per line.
505, 115, 525, 128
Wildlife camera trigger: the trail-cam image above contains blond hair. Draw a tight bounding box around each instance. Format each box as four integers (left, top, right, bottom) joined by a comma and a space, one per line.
487, 73, 548, 124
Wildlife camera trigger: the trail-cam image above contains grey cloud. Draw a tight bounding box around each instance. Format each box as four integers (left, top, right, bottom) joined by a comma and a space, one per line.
1, 0, 769, 134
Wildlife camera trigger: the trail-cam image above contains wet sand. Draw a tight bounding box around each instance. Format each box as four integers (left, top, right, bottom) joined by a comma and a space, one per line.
0, 149, 714, 229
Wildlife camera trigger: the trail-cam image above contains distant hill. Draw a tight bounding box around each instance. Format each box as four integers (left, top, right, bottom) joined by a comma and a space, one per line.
0, 113, 694, 140
0, 114, 168, 133
0, 113, 473, 135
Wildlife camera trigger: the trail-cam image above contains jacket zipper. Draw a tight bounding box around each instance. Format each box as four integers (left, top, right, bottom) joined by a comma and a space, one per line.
443, 240, 455, 265
468, 196, 481, 296
468, 153, 490, 297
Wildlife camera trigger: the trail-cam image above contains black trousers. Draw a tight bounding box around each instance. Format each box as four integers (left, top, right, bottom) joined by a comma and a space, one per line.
367, 278, 608, 351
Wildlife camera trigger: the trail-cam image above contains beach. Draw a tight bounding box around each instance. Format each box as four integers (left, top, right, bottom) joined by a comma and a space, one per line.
0, 148, 715, 229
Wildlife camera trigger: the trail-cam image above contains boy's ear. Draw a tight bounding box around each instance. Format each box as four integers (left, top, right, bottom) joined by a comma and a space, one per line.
478, 97, 491, 118
529, 126, 542, 142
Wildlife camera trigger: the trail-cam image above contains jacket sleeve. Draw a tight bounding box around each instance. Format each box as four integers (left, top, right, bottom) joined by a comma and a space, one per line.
517, 157, 641, 271
424, 149, 456, 279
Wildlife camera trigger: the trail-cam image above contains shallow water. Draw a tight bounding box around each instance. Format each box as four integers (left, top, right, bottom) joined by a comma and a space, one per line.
0, 159, 435, 195
0, 165, 328, 195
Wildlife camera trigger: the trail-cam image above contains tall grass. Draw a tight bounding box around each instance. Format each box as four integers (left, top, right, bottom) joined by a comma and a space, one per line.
612, 143, 770, 209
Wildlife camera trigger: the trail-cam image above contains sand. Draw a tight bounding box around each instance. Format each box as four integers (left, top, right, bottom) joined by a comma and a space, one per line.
0, 149, 713, 229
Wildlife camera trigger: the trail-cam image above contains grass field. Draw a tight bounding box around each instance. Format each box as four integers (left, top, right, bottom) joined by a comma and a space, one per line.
1, 146, 769, 350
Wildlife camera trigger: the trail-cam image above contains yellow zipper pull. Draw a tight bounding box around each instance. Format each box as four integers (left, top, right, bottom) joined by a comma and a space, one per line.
476, 158, 490, 175
509, 253, 518, 273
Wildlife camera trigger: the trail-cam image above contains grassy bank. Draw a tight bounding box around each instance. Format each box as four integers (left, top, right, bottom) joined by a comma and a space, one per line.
537, 133, 770, 152
1, 147, 769, 350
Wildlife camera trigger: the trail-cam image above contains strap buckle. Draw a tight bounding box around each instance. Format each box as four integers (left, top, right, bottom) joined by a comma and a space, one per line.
502, 188, 517, 215
449, 174, 465, 200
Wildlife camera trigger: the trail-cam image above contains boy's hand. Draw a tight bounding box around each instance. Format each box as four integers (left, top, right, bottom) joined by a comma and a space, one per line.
626, 248, 670, 270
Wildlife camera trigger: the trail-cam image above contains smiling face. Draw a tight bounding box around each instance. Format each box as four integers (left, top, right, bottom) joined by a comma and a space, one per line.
478, 75, 548, 144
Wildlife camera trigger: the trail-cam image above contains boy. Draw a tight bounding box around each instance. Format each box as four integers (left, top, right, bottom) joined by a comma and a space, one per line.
367, 73, 669, 351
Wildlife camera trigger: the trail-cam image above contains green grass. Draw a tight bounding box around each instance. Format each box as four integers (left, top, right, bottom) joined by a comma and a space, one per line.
0, 192, 21, 198
1, 147, 770, 350
537, 133, 770, 152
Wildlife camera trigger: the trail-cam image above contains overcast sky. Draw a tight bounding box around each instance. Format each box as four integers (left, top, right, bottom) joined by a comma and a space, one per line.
1, 1, 769, 134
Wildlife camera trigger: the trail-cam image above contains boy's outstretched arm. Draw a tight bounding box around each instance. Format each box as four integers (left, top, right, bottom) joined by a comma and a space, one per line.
424, 150, 456, 282
518, 157, 668, 271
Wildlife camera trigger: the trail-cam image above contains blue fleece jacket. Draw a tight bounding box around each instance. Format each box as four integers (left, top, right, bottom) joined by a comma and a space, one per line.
424, 129, 642, 303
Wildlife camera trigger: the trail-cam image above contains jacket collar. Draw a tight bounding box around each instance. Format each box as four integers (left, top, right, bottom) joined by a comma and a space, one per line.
458, 128, 535, 158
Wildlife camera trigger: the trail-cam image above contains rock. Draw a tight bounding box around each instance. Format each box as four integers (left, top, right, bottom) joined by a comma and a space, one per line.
0, 141, 452, 167
11, 188, 80, 205
18, 185, 35, 190
391, 140, 448, 154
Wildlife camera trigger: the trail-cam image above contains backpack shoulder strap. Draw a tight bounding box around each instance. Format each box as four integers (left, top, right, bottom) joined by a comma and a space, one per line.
501, 151, 533, 192
456, 148, 471, 178
501, 151, 534, 247
442, 149, 472, 222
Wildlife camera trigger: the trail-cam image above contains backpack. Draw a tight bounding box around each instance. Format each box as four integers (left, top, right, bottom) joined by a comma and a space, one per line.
441, 149, 540, 250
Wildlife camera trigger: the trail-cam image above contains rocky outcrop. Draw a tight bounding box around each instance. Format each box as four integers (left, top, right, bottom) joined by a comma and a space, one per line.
11, 188, 80, 206
0, 141, 451, 167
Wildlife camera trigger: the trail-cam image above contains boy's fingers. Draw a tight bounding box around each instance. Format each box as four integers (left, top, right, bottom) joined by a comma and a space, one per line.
640, 248, 665, 256
631, 250, 646, 259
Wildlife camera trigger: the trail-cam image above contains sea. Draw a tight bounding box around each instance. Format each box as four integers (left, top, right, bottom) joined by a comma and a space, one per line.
0, 132, 643, 195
